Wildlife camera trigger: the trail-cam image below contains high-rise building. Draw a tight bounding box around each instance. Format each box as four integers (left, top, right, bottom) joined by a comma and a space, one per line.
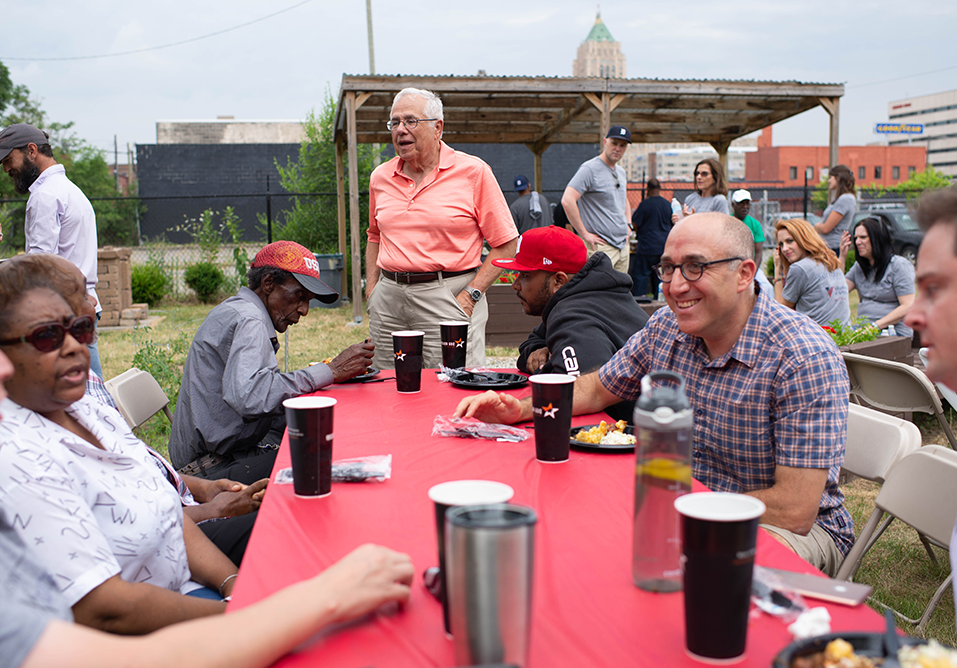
572, 11, 626, 79
887, 89, 957, 178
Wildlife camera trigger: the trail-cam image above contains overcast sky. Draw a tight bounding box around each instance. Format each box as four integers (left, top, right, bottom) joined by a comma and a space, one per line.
3, 0, 956, 157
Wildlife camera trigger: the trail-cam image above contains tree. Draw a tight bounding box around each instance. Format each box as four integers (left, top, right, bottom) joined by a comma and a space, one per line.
0, 61, 141, 251
886, 166, 953, 199
271, 89, 380, 257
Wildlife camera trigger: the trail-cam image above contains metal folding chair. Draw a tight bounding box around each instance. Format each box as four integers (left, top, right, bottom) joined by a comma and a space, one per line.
104, 368, 174, 430
836, 445, 957, 632
842, 352, 957, 449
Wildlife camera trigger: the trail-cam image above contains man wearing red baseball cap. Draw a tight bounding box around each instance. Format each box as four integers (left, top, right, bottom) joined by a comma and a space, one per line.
170, 240, 374, 483
493, 226, 648, 420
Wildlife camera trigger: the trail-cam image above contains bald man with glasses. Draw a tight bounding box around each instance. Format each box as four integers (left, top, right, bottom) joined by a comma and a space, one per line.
457, 212, 853, 576
366, 87, 517, 371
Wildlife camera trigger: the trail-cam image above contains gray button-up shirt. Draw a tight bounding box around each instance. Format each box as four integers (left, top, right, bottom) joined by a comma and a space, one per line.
169, 287, 334, 469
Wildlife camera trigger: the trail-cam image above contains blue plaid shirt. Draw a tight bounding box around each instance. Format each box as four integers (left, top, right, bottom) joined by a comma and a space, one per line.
599, 286, 853, 555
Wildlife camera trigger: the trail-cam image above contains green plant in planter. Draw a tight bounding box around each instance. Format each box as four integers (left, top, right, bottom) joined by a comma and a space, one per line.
184, 261, 225, 303
496, 271, 517, 285
823, 317, 880, 347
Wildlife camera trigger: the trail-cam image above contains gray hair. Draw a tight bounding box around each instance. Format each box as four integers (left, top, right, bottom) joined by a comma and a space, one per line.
391, 88, 444, 123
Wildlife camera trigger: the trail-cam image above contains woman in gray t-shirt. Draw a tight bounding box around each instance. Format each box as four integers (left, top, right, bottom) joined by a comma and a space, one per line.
815, 164, 857, 252
674, 157, 730, 222
773, 217, 850, 327
843, 217, 915, 338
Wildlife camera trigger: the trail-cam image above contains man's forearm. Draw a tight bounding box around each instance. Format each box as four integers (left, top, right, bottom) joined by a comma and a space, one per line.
365, 242, 380, 298
467, 238, 518, 294
744, 466, 828, 535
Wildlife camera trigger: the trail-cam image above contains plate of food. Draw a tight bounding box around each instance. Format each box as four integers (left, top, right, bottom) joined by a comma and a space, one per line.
773, 632, 936, 668
570, 420, 636, 452
339, 367, 381, 383
446, 370, 529, 390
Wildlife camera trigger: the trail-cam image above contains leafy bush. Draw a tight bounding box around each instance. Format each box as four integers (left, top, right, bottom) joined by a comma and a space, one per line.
184, 261, 225, 303
131, 259, 171, 306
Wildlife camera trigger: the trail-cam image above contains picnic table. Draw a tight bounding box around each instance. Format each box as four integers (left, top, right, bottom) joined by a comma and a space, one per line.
228, 369, 884, 667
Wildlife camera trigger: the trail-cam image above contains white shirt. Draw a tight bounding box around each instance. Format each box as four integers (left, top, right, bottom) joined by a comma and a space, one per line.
26, 163, 100, 311
0, 396, 195, 607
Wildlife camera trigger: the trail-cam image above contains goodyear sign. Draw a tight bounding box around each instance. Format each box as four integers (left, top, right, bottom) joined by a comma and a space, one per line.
875, 123, 923, 134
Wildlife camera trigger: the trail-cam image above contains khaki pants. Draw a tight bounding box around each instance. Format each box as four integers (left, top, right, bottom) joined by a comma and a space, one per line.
589, 242, 629, 273
367, 270, 487, 370
760, 522, 843, 577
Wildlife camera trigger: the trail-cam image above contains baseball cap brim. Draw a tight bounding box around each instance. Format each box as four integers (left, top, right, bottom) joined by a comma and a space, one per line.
292, 272, 339, 304
491, 257, 540, 273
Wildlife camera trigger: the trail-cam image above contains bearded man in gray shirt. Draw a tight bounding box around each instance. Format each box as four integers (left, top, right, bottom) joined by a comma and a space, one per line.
170, 241, 374, 484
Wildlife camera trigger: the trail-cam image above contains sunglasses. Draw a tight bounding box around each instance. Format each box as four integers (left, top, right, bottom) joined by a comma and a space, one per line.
0, 315, 95, 352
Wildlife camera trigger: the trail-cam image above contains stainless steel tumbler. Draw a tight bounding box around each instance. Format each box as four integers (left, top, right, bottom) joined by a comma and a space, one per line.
445, 504, 537, 667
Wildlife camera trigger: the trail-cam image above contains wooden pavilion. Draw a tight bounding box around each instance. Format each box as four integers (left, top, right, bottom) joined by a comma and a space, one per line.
332, 74, 844, 319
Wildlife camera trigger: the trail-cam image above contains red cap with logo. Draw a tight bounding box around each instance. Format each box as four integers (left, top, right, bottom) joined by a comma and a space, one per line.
251, 240, 339, 303
491, 226, 587, 274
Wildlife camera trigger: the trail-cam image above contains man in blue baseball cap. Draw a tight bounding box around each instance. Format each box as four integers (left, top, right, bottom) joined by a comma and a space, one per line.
561, 125, 633, 272
509, 174, 553, 234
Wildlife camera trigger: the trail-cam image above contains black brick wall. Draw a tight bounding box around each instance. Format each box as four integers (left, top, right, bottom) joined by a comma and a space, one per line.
136, 144, 301, 242
136, 142, 600, 243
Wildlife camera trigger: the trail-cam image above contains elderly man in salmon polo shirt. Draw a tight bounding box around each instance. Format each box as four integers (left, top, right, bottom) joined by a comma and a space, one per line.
365, 87, 518, 370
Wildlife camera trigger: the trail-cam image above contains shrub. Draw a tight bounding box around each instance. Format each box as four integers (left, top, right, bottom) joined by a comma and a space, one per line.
131, 260, 171, 306
184, 261, 225, 303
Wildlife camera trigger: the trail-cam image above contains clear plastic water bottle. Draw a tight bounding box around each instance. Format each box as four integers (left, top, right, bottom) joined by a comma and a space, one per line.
671, 197, 682, 219
632, 371, 693, 592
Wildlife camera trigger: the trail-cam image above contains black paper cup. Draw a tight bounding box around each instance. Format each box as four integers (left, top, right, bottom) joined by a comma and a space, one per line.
439, 321, 469, 369
674, 492, 766, 663
427, 480, 514, 635
392, 330, 424, 393
529, 374, 576, 463
282, 396, 336, 498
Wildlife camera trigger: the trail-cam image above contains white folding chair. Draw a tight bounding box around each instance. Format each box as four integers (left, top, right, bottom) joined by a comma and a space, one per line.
843, 403, 922, 485
104, 368, 174, 430
842, 352, 957, 450
835, 445, 957, 632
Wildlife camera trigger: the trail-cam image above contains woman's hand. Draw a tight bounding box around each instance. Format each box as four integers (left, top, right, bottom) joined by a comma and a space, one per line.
309, 544, 414, 625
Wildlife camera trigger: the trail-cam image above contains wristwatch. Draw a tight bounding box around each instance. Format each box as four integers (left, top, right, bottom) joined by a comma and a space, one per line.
465, 286, 483, 303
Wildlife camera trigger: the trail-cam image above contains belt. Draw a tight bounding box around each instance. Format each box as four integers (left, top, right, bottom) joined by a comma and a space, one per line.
178, 452, 233, 477
380, 267, 477, 284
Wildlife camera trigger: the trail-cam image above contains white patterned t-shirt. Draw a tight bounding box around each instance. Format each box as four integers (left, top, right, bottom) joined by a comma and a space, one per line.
0, 395, 194, 607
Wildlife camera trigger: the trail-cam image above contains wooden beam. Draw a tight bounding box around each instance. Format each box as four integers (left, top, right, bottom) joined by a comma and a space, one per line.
356, 91, 374, 109
710, 140, 731, 179
345, 91, 363, 322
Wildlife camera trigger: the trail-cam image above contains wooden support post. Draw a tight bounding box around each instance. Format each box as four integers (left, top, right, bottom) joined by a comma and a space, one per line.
345, 91, 363, 322
817, 96, 841, 170
533, 149, 544, 193
710, 140, 731, 181
335, 135, 346, 265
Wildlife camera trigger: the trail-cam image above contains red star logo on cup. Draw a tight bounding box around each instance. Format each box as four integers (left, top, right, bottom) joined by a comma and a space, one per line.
395, 351, 406, 361
541, 403, 559, 419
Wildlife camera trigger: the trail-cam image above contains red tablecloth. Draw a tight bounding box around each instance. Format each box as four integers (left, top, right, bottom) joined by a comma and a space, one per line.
229, 370, 882, 667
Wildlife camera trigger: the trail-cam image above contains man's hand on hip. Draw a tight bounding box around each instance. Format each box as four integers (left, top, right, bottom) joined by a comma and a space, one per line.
581, 230, 603, 250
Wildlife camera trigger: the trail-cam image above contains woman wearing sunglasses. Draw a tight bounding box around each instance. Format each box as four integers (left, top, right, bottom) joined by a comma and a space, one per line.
0, 337, 413, 667
773, 217, 851, 328
673, 158, 730, 222
0, 253, 239, 634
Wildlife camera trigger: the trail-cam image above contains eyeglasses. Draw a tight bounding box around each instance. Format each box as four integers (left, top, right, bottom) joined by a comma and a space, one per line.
0, 315, 95, 352
386, 117, 438, 131
653, 257, 744, 282
694, 171, 712, 178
